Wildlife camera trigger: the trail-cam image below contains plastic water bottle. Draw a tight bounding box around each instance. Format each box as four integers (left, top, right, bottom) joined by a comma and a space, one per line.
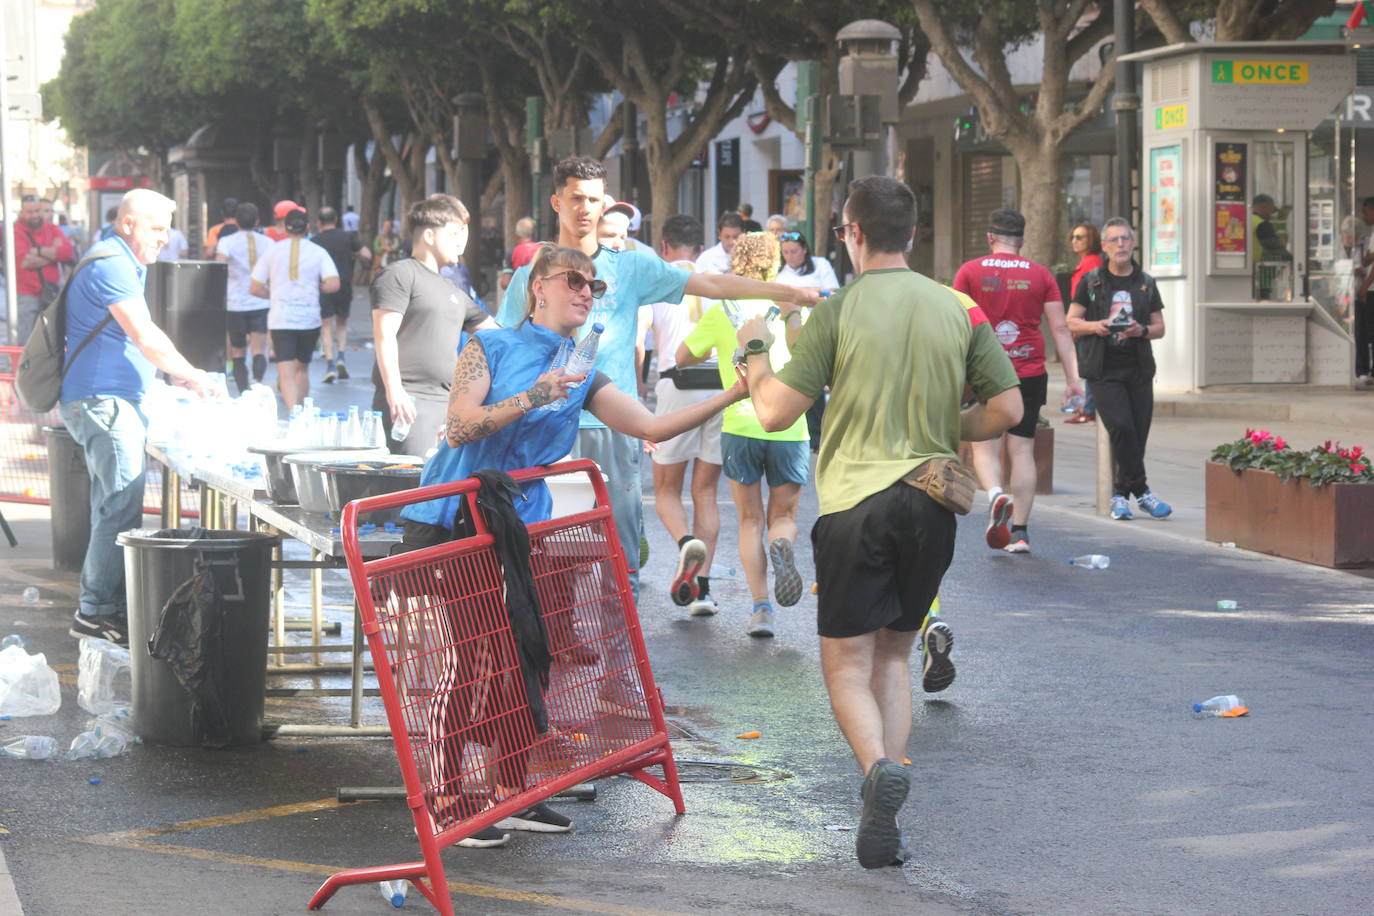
1069, 554, 1110, 569
344, 406, 364, 447
1061, 394, 1086, 413
1, 634, 26, 649
67, 730, 127, 760
379, 880, 408, 907
1193, 695, 1244, 716
563, 322, 604, 386
0, 735, 57, 759
21, 587, 39, 605
318, 412, 339, 448
390, 416, 412, 443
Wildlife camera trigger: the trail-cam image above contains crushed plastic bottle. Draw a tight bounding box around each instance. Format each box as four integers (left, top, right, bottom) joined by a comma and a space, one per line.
0, 735, 57, 760
67, 730, 128, 760
77, 638, 132, 714
0, 644, 61, 716
379, 880, 408, 907
0, 634, 26, 650
1216, 600, 1238, 610
1069, 554, 1110, 569
21, 587, 39, 605
1193, 694, 1247, 717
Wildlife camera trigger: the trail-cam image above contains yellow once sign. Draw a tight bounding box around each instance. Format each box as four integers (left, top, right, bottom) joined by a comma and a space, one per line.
1155, 104, 1188, 129
1211, 60, 1309, 85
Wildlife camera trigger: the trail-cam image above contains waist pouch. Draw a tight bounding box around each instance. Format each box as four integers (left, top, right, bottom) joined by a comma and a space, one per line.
901, 457, 977, 515
661, 364, 723, 391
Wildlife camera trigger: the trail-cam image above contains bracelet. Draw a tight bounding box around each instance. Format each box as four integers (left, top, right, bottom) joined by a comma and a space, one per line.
513, 392, 530, 415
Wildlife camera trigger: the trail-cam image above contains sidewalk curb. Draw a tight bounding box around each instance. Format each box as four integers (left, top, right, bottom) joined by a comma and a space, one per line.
0, 845, 23, 916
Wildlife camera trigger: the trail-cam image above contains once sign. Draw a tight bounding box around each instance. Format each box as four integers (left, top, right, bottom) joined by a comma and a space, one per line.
1211, 61, 1309, 85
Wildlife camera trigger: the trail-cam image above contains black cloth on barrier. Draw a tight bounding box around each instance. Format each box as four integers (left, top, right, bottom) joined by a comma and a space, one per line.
471, 468, 553, 732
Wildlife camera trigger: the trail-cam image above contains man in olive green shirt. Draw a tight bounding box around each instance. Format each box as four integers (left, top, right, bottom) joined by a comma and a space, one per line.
736, 176, 1021, 869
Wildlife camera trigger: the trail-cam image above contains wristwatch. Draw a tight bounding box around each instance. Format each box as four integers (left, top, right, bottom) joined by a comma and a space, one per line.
744, 338, 768, 357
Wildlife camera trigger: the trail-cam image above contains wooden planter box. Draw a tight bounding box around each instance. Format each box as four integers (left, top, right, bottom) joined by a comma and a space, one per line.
959, 426, 1053, 495
1204, 462, 1374, 568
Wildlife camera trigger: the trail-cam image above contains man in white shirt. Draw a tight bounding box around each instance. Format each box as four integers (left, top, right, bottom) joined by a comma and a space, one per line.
215, 202, 275, 391
250, 207, 339, 407
341, 206, 360, 233
639, 214, 723, 616
694, 211, 745, 274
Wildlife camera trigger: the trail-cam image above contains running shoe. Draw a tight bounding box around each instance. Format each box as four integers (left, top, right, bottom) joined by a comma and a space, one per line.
1110, 495, 1134, 520
746, 604, 775, 638
496, 803, 572, 833
856, 758, 909, 869
1004, 535, 1030, 554
1137, 490, 1172, 519
595, 671, 651, 720
670, 537, 707, 606
985, 493, 1014, 548
769, 538, 804, 607
321, 366, 337, 384
68, 612, 129, 648
456, 825, 510, 848
688, 595, 719, 617
335, 359, 349, 380
921, 620, 956, 693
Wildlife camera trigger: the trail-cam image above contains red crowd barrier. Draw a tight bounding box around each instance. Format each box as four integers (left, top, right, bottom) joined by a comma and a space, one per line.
0, 346, 196, 517
309, 460, 684, 914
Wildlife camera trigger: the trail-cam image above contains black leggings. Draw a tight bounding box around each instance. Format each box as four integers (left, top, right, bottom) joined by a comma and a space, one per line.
1088, 366, 1154, 498
1357, 293, 1374, 378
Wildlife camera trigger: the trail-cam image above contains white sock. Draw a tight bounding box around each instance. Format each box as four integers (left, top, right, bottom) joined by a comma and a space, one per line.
988, 486, 1003, 504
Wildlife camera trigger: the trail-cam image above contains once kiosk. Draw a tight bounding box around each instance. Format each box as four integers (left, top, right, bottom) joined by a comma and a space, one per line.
1121, 41, 1356, 389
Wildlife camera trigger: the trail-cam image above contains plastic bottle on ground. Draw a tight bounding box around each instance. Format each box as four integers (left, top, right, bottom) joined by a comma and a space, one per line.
1069, 554, 1110, 569
1193, 695, 1244, 716
78, 637, 132, 714
0, 634, 26, 649
21, 587, 39, 605
379, 880, 408, 907
0, 735, 57, 759
67, 730, 127, 760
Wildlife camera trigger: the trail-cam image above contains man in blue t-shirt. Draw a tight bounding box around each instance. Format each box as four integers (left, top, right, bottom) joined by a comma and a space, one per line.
60, 189, 219, 646
498, 157, 821, 609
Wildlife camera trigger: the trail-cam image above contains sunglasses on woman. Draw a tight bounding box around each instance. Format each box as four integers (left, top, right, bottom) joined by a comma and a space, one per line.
546, 271, 607, 298
780, 232, 804, 241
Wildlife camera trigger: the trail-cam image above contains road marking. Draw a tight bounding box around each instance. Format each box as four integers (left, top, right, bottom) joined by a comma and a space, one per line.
74, 797, 690, 915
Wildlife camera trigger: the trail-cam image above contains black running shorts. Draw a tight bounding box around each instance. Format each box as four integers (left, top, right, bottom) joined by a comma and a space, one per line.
226, 309, 268, 347
812, 481, 956, 639
1008, 372, 1048, 439
270, 328, 320, 364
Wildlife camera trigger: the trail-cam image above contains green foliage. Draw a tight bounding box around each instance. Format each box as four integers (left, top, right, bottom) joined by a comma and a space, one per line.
1210, 430, 1374, 487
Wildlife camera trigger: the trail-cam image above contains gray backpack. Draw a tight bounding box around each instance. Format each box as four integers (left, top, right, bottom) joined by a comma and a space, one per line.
15, 250, 118, 412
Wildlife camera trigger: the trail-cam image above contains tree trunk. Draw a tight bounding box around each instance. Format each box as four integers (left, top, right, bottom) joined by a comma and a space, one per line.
1009, 140, 1062, 269
298, 122, 323, 215
498, 160, 530, 248
357, 141, 387, 255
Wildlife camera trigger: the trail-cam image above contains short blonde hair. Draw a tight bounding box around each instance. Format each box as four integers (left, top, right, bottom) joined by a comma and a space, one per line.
522, 244, 597, 325
729, 231, 780, 281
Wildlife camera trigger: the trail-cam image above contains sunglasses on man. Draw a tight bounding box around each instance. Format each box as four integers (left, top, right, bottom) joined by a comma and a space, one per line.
547, 271, 607, 298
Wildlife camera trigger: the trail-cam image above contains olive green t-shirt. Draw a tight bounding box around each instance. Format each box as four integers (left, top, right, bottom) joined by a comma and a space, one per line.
776, 268, 1018, 516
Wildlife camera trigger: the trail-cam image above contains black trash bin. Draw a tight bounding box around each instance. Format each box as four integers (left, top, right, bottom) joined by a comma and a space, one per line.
44, 426, 91, 572
116, 528, 280, 747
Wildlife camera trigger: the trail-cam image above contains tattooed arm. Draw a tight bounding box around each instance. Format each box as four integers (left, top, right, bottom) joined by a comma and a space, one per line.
443, 336, 586, 448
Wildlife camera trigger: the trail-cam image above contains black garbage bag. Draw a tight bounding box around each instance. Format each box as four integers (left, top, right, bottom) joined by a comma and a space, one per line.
145, 529, 236, 747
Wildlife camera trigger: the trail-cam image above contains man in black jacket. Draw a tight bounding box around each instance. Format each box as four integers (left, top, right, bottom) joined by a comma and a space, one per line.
1067, 217, 1172, 522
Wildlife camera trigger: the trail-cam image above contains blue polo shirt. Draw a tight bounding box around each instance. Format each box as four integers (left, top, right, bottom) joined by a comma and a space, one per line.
498, 246, 689, 429
60, 235, 156, 403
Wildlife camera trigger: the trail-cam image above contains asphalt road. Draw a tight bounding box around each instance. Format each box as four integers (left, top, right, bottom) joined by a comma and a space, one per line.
3, 447, 1372, 915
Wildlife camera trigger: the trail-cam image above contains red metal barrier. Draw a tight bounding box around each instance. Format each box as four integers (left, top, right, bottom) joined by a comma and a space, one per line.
309, 460, 684, 914
0, 345, 196, 516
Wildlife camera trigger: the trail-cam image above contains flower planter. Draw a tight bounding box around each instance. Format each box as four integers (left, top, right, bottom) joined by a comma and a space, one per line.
959, 426, 1053, 495
1204, 462, 1374, 568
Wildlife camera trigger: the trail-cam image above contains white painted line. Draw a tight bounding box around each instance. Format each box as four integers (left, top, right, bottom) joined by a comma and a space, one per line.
0, 845, 25, 916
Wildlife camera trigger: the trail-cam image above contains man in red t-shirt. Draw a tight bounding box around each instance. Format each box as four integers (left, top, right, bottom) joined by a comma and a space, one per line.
12, 195, 75, 343
508, 216, 540, 268
953, 208, 1081, 554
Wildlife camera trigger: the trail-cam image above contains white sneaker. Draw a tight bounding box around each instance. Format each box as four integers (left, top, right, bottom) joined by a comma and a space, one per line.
688, 595, 718, 617
747, 605, 775, 638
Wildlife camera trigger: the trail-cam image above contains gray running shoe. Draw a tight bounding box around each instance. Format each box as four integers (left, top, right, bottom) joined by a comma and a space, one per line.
921, 620, 956, 693
856, 758, 910, 869
769, 538, 804, 607
746, 605, 775, 638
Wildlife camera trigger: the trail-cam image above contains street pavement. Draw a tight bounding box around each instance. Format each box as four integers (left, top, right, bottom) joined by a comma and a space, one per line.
1, 295, 1372, 914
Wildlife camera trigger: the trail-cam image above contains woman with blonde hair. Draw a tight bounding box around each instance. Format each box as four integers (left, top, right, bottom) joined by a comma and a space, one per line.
677, 232, 810, 638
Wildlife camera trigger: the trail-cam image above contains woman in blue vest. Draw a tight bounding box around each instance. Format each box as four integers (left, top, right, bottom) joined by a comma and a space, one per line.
401, 243, 743, 845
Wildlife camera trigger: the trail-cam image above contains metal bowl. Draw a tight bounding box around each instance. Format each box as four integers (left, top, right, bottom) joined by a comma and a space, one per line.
248, 443, 382, 504
283, 449, 389, 513
318, 458, 424, 524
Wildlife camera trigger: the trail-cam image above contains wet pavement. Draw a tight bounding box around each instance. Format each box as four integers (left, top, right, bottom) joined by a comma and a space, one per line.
2, 300, 1372, 914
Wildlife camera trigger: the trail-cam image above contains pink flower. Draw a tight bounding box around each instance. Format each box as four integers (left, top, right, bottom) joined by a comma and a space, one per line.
1351, 463, 1364, 474
1272, 436, 1287, 450
1351, 446, 1365, 460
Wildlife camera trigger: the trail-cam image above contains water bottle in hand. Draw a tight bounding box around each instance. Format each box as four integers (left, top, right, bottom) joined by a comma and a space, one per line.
390, 417, 411, 443
563, 322, 604, 388
1069, 554, 1110, 569
379, 880, 408, 907
1061, 394, 1085, 413
1193, 695, 1244, 716
0, 736, 57, 759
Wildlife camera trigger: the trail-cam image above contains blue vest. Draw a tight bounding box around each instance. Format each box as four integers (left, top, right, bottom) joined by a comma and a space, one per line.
402, 322, 596, 530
